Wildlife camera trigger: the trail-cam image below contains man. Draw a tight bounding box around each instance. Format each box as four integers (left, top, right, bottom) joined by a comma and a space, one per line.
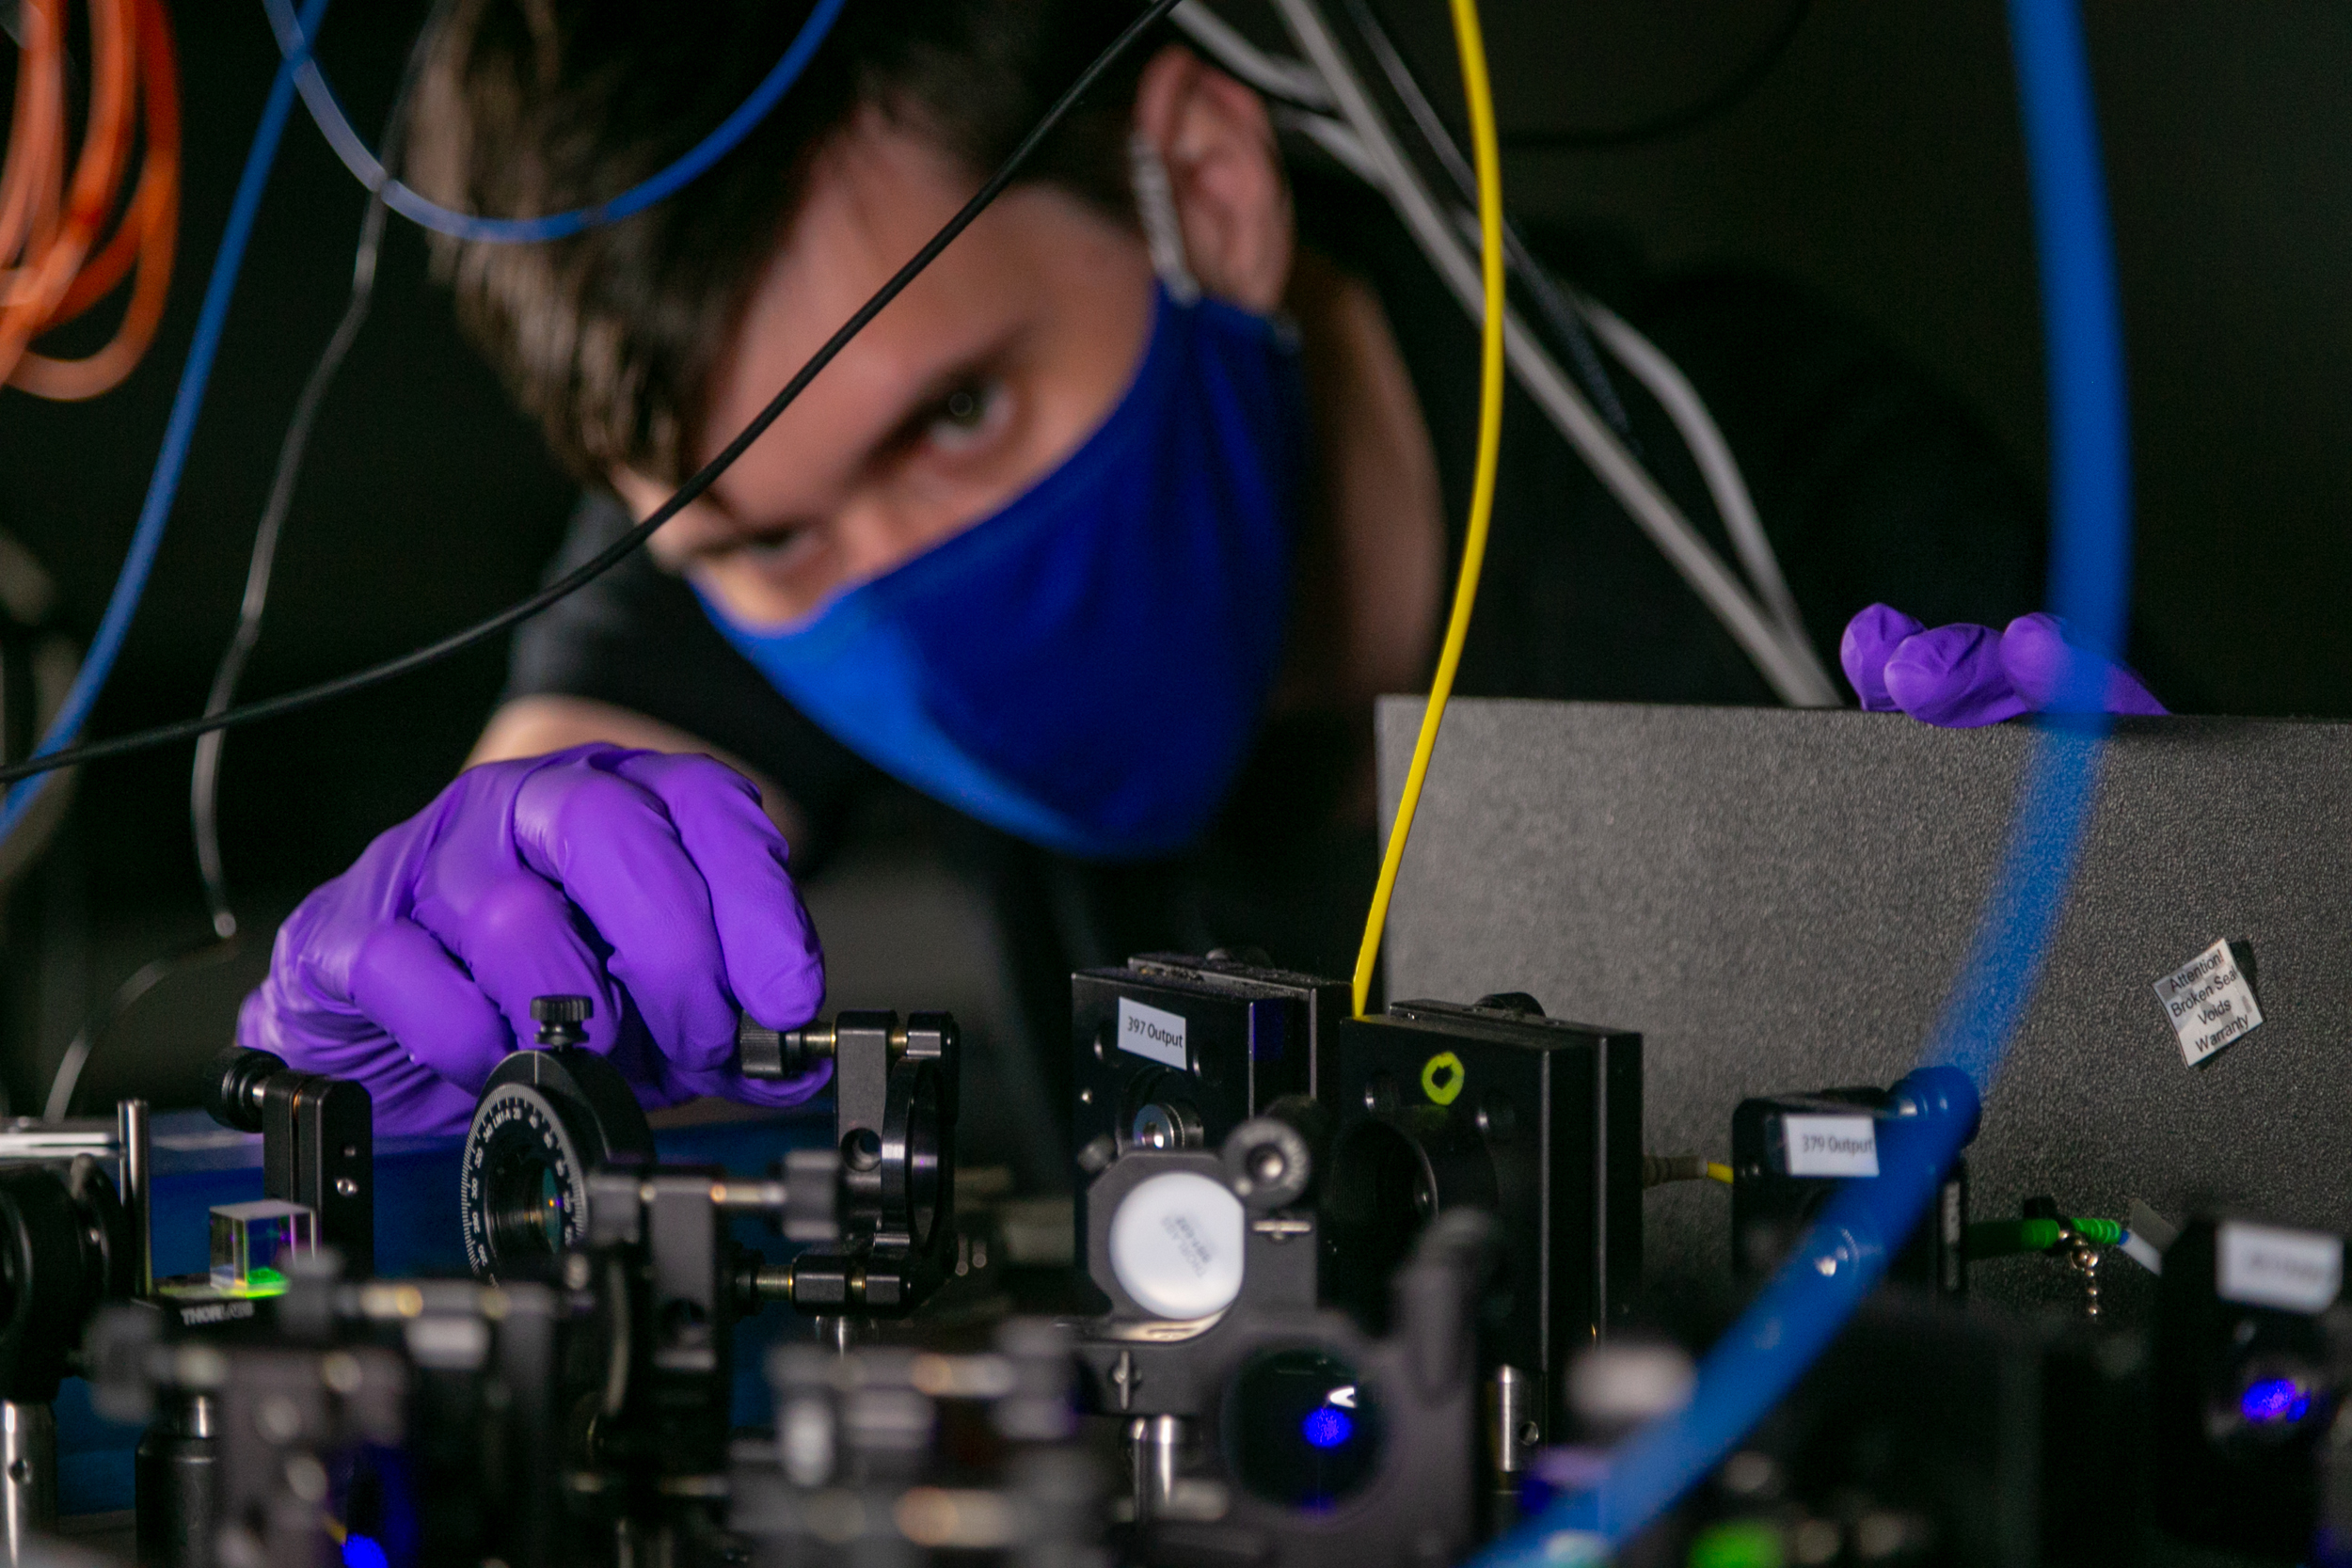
239, 0, 2078, 1139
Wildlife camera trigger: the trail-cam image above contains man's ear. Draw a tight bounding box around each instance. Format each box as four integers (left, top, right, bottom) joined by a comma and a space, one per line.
1131, 44, 1294, 312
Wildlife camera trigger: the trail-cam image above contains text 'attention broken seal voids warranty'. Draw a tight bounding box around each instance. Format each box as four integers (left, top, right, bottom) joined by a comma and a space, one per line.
2152, 938, 2263, 1068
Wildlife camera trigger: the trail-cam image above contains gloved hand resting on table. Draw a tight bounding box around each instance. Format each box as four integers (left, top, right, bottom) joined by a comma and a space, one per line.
237, 744, 829, 1134
1839, 604, 2167, 726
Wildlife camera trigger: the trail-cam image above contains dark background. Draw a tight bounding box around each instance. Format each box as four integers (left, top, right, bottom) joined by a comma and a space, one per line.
0, 0, 2344, 1117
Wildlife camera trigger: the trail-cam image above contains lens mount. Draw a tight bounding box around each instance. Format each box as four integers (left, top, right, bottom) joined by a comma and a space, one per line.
461, 1048, 654, 1280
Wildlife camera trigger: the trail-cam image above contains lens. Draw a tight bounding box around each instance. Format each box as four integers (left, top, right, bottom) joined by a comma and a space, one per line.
1224, 1348, 1383, 1511
488, 1149, 567, 1260
535, 1164, 565, 1252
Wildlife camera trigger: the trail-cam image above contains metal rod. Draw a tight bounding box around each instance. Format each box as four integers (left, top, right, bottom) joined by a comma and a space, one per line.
119, 1099, 151, 1296
811, 1315, 861, 1354
709, 1180, 791, 1213
1129, 1414, 1186, 1521
0, 1402, 56, 1561
736, 1016, 920, 1077
779, 1022, 913, 1056
745, 1263, 794, 1301
1490, 1365, 1535, 1473
0, 1121, 118, 1160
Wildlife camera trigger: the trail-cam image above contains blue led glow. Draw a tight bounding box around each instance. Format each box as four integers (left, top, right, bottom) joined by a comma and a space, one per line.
2241, 1377, 2312, 1426
1302, 1405, 1353, 1449
341, 1535, 389, 1568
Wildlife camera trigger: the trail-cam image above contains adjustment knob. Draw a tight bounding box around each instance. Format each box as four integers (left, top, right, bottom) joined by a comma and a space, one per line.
202, 1047, 285, 1133
738, 1017, 833, 1079
1223, 1115, 1313, 1211
531, 994, 594, 1048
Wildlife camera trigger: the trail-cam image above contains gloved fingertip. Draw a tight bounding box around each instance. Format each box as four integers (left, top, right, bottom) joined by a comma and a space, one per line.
1884, 624, 2028, 727
2108, 673, 2169, 717
1995, 613, 2068, 705
737, 938, 826, 1034
1840, 604, 1926, 711
1998, 614, 2169, 716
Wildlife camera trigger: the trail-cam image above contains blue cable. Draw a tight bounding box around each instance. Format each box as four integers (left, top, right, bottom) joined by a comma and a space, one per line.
0, 0, 331, 843
2, 0, 837, 841
2010, 0, 2133, 666
1468, 0, 2134, 1556
259, 0, 848, 245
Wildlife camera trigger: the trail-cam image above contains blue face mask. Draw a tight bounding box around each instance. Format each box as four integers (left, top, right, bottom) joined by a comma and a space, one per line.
699, 284, 1308, 861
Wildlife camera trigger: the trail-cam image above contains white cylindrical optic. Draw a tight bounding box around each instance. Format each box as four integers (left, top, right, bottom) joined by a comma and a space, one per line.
1108, 1172, 1246, 1320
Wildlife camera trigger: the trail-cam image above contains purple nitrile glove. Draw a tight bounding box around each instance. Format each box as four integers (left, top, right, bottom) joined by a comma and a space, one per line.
237, 744, 830, 1134
1995, 611, 2169, 715
1838, 604, 2167, 727
1837, 603, 1926, 712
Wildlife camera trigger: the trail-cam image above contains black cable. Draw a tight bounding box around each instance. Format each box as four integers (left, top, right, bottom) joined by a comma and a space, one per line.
193, 0, 451, 942
188, 198, 384, 938
1341, 0, 1635, 442
42, 6, 451, 1122
1502, 0, 1812, 151
0, 0, 1187, 795
41, 937, 242, 1121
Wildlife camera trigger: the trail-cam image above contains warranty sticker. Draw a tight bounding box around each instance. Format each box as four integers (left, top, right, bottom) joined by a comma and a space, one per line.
2153, 938, 2263, 1068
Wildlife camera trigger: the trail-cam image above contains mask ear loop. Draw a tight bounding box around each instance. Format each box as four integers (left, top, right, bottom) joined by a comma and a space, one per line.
1128, 133, 1200, 306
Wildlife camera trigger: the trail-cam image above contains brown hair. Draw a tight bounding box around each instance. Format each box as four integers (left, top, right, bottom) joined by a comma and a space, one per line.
406, 0, 1156, 483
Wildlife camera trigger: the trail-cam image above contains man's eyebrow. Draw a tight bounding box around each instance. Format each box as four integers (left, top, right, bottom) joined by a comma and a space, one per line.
863, 320, 1027, 460
660, 502, 765, 561
675, 311, 1030, 561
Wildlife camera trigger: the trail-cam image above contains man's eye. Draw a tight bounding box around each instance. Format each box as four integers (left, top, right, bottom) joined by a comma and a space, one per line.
738, 528, 808, 562
923, 380, 1007, 453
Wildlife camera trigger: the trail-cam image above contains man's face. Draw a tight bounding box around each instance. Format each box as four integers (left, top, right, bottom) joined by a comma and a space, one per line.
622, 112, 1159, 626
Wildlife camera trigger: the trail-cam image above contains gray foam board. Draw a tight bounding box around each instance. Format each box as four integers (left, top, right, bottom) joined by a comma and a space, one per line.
1375, 698, 2352, 1322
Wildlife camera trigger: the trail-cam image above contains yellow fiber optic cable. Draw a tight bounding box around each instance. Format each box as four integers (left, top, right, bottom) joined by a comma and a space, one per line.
1350, 0, 1507, 1017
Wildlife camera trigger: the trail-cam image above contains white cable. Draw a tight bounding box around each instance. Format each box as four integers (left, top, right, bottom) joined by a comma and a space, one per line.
1171, 1, 1334, 109
1267, 0, 1840, 706
1191, 0, 1835, 703
1354, 0, 1637, 442
1414, 122, 1812, 669
1580, 300, 1832, 688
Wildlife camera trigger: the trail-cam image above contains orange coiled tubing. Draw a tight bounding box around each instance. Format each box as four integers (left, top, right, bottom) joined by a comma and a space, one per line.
0, 0, 182, 402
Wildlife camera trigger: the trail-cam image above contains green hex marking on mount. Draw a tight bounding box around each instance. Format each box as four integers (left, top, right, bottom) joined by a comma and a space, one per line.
1421, 1051, 1466, 1105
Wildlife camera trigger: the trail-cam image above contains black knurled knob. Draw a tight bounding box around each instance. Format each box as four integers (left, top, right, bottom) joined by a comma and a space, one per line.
737, 1021, 786, 1079
203, 1046, 286, 1133
738, 1017, 836, 1078
532, 994, 594, 1047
